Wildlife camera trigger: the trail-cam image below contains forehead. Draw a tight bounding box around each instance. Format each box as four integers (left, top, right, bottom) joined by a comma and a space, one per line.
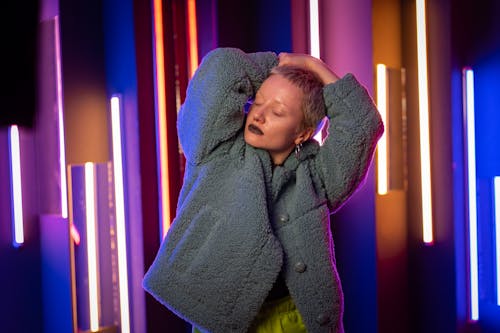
257, 74, 304, 109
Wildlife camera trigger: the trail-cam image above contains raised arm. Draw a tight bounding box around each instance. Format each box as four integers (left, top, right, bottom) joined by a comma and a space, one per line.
278, 52, 340, 85
278, 53, 383, 211
178, 48, 278, 164
318, 74, 383, 211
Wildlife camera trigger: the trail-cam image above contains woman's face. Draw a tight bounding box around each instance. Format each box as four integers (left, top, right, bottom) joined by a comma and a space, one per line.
244, 74, 312, 165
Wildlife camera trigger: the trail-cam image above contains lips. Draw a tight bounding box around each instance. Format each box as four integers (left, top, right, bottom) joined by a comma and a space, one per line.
248, 124, 264, 135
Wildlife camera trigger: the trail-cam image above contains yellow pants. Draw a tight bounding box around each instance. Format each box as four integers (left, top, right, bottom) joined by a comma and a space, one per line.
193, 296, 306, 333
248, 295, 307, 333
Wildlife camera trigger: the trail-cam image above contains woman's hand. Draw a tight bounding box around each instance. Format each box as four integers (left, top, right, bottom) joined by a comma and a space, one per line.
277, 52, 339, 85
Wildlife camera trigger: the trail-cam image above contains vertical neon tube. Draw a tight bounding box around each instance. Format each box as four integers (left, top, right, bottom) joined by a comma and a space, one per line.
464, 68, 479, 321
309, 0, 320, 58
187, 0, 199, 78
84, 162, 100, 332
494, 176, 500, 306
55, 16, 68, 219
309, 0, 324, 144
416, 0, 433, 244
9, 125, 24, 247
376, 64, 388, 195
153, 0, 172, 238
110, 96, 131, 333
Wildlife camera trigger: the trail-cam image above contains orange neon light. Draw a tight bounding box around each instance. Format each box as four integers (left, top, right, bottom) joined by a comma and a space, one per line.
187, 0, 199, 78
153, 0, 171, 238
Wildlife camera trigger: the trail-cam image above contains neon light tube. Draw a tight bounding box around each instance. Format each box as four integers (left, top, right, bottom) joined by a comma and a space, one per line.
376, 64, 388, 195
153, 0, 172, 239
9, 125, 24, 247
308, 0, 322, 143
84, 162, 99, 332
309, 0, 320, 58
110, 96, 131, 333
187, 0, 199, 78
70, 224, 81, 246
55, 16, 68, 219
464, 68, 479, 321
416, 0, 433, 244
312, 117, 328, 146
494, 176, 500, 306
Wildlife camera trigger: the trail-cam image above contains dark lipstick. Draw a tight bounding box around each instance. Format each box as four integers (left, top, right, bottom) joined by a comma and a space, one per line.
248, 124, 264, 135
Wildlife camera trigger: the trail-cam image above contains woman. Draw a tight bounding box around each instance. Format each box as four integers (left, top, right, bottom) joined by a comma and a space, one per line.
143, 48, 383, 333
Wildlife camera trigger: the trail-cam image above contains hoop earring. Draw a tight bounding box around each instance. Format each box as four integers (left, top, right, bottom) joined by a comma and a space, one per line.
295, 142, 303, 159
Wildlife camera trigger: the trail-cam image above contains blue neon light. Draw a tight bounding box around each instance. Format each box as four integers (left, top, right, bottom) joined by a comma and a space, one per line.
464, 68, 479, 321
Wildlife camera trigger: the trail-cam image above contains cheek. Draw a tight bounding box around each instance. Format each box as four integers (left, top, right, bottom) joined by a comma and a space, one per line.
272, 122, 300, 142
278, 117, 302, 134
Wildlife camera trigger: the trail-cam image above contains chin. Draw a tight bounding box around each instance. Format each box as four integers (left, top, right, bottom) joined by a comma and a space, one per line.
244, 131, 263, 149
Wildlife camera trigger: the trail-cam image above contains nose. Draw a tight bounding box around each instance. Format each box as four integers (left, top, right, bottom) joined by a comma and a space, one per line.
252, 106, 265, 123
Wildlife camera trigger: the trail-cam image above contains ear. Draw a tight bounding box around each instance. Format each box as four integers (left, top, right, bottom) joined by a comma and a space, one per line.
294, 127, 315, 145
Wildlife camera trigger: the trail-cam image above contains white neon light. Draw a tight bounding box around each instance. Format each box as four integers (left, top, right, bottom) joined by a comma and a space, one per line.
70, 224, 81, 246
110, 96, 131, 333
84, 162, 99, 332
9, 125, 24, 247
54, 16, 68, 219
376, 64, 388, 195
308, 0, 324, 145
464, 68, 479, 321
416, 0, 433, 244
309, 0, 320, 58
494, 176, 500, 306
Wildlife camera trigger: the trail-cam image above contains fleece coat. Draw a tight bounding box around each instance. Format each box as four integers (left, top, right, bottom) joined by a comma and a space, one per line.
143, 48, 384, 333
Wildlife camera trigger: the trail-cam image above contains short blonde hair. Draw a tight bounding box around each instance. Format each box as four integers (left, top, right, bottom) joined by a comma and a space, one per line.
270, 65, 325, 131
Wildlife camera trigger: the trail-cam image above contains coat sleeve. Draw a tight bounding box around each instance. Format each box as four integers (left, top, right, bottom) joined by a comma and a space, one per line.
314, 73, 384, 212
177, 47, 278, 164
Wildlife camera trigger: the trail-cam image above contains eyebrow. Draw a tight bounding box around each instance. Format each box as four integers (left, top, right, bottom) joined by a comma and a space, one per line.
255, 91, 288, 109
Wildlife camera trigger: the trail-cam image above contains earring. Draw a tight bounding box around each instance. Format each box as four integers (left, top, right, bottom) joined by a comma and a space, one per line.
295, 142, 303, 159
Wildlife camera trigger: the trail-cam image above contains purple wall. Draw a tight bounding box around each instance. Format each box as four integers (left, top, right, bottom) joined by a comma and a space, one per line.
320, 1, 378, 332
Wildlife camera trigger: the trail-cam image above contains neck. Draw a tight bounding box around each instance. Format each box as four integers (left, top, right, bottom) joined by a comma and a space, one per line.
270, 147, 294, 166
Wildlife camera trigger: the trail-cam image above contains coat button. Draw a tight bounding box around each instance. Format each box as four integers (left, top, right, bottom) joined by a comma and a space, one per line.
316, 313, 330, 325
278, 213, 289, 223
294, 261, 306, 273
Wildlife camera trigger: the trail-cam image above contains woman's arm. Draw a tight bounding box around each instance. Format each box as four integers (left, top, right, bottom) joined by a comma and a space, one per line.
278, 53, 383, 211
317, 75, 383, 211
178, 48, 278, 164
277, 52, 340, 84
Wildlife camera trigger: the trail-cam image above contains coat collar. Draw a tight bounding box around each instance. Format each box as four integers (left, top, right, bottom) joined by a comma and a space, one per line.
249, 139, 319, 172
281, 140, 320, 171
248, 140, 319, 202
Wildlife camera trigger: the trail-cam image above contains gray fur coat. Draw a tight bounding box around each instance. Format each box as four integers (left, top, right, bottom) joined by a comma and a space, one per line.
143, 48, 383, 332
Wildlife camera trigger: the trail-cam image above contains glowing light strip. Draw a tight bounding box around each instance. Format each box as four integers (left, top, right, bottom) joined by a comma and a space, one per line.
309, 0, 320, 58
308, 0, 322, 143
187, 0, 199, 78
55, 16, 68, 219
9, 125, 24, 247
84, 162, 99, 331
70, 224, 81, 245
416, 0, 433, 244
110, 96, 131, 333
376, 64, 388, 195
464, 68, 479, 321
153, 0, 172, 238
495, 176, 500, 306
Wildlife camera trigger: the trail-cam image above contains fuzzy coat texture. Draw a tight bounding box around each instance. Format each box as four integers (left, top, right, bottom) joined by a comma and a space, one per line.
143, 48, 384, 333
